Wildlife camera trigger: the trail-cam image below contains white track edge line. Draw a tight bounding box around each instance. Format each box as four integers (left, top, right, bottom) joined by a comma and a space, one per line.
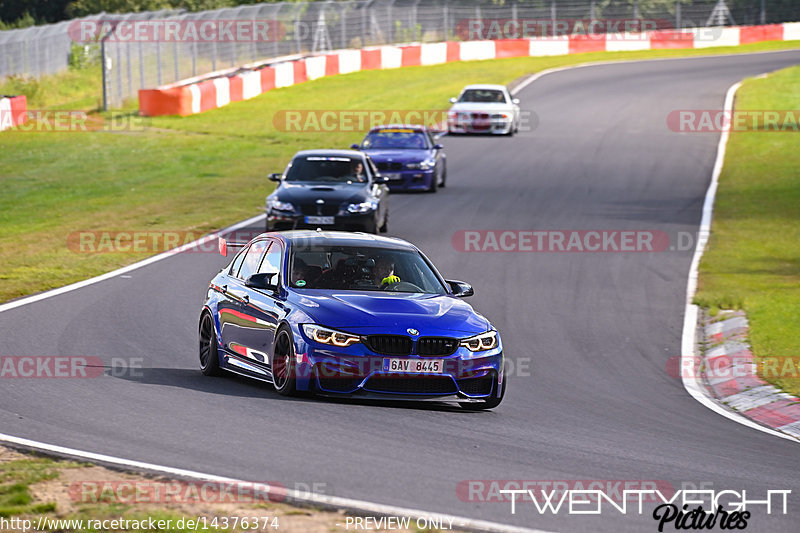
0, 433, 551, 533
679, 80, 798, 444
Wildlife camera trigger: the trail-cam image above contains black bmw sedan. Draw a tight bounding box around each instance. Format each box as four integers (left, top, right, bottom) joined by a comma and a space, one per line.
266, 149, 390, 234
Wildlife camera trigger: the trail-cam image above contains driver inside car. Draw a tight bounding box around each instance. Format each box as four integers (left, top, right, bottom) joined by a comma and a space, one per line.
374, 256, 400, 287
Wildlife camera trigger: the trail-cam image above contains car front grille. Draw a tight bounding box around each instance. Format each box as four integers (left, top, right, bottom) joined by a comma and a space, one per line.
299, 204, 339, 216
471, 112, 490, 119
417, 337, 458, 356
364, 335, 413, 356
376, 162, 404, 172
457, 372, 495, 396
363, 375, 457, 395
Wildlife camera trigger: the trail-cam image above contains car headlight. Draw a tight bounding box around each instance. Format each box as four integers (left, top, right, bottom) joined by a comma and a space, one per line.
407, 159, 435, 170
302, 324, 361, 347
459, 331, 498, 352
267, 197, 294, 212
346, 200, 378, 214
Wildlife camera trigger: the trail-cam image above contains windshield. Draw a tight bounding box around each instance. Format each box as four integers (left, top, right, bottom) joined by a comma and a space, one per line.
285, 156, 367, 184
458, 89, 507, 103
362, 130, 429, 150
290, 245, 447, 294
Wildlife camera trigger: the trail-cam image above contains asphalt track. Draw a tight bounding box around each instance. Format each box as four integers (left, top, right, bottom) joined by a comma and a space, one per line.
2, 50, 800, 532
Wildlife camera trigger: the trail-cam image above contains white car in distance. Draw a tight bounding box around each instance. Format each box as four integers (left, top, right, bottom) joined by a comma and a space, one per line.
447, 84, 521, 136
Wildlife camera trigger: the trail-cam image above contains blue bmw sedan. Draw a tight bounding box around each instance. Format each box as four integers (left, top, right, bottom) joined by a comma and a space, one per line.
354, 125, 447, 193
200, 230, 505, 409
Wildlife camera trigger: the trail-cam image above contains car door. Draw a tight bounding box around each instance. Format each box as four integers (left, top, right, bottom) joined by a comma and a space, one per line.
218, 239, 277, 370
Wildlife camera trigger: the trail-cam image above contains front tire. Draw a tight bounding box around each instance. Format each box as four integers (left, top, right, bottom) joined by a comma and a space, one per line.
199, 312, 222, 376
427, 175, 438, 193
272, 326, 297, 396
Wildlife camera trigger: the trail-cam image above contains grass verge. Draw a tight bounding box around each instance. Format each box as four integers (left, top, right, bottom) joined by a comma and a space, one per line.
695, 65, 800, 397
1, 39, 799, 303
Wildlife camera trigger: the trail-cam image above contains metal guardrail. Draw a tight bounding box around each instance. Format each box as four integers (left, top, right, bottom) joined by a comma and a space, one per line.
1, 1, 798, 109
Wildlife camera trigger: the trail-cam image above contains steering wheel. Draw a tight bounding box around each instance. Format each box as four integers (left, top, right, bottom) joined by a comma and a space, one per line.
382, 281, 423, 292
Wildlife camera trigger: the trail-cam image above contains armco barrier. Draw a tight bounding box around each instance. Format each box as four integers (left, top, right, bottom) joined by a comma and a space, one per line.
0, 95, 27, 131
138, 23, 800, 117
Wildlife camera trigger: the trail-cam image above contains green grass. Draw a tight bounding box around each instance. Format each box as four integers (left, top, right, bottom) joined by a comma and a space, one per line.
0, 66, 103, 111
695, 65, 800, 397
0, 454, 230, 532
1, 39, 799, 303
0, 457, 79, 517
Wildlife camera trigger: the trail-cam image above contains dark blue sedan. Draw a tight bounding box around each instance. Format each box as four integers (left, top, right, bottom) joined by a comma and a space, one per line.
353, 125, 447, 193
200, 231, 505, 409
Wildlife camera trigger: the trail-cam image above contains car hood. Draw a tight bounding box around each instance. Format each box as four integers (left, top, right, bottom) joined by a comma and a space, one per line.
272, 182, 368, 204
363, 149, 432, 163
449, 102, 515, 112
291, 290, 490, 335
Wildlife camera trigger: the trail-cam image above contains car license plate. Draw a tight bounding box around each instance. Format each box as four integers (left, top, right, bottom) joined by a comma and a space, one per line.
384, 173, 403, 182
305, 216, 334, 225
383, 358, 444, 373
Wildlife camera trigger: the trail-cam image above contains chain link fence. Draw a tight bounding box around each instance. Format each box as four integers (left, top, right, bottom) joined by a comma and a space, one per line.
2, 1, 799, 108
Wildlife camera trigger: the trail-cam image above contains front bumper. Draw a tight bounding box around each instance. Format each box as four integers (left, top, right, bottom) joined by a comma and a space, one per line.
267, 211, 377, 232
448, 115, 512, 135
292, 337, 504, 400
381, 169, 435, 191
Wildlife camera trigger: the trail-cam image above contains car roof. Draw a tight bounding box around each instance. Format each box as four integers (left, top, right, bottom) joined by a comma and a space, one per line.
262, 230, 419, 251
368, 124, 427, 133
460, 84, 508, 91
292, 149, 364, 158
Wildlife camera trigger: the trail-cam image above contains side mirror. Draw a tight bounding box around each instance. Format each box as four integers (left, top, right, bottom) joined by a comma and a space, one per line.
446, 279, 474, 298
374, 174, 389, 184
449, 97, 458, 104
512, 98, 520, 105
350, 143, 361, 150
268, 173, 282, 182
246, 272, 278, 291
433, 144, 444, 150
